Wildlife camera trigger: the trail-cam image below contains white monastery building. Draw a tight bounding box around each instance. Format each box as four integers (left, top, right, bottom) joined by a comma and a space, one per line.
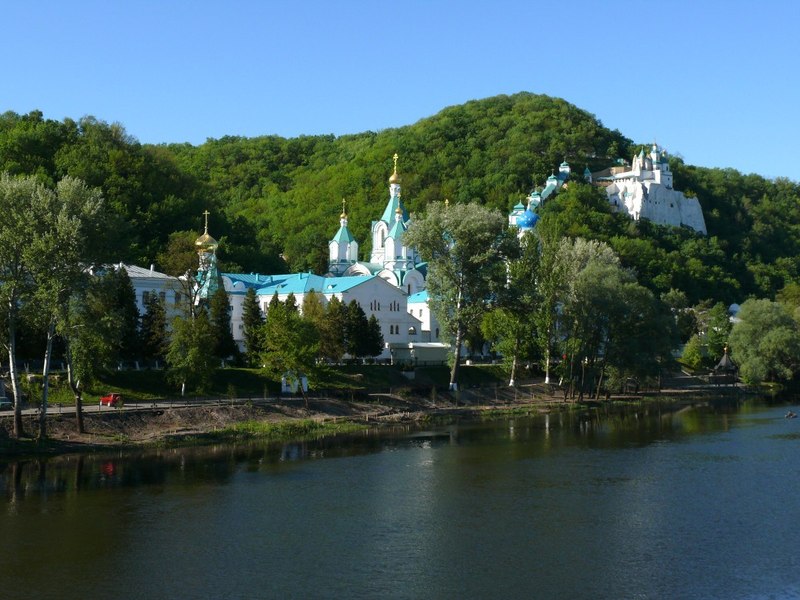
594, 144, 707, 234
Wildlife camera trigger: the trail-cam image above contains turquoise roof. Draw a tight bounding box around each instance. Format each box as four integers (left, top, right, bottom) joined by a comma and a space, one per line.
560, 161, 569, 168
223, 272, 293, 290
379, 192, 409, 226
540, 182, 558, 200
318, 275, 379, 294
254, 273, 327, 296
230, 272, 380, 297
512, 202, 525, 210
387, 216, 406, 239
331, 224, 355, 244
584, 166, 591, 174
408, 290, 429, 304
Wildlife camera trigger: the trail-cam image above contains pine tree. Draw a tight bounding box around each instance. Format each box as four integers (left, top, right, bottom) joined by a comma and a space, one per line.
109, 267, 141, 360
140, 290, 168, 362
321, 296, 346, 363
345, 300, 370, 359
365, 314, 385, 359
241, 287, 264, 366
209, 287, 239, 361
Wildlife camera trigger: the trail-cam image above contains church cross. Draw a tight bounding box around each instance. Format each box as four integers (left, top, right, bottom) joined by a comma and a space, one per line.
392, 153, 398, 174
203, 210, 210, 233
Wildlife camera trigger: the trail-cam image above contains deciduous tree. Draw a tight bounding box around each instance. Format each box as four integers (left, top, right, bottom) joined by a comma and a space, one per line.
729, 299, 800, 384
404, 201, 513, 389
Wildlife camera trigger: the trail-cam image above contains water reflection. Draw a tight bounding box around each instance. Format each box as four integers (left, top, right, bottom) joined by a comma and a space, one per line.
0, 399, 758, 501
2, 397, 800, 600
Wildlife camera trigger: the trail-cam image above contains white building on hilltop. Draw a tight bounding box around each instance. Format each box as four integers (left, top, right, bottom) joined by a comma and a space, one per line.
600, 144, 707, 234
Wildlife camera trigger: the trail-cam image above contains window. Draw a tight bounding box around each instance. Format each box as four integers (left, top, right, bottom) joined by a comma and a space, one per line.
174, 292, 182, 306
142, 291, 150, 304
159, 291, 166, 303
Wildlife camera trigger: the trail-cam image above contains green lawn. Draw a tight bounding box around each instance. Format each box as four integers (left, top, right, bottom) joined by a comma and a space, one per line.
35, 362, 510, 406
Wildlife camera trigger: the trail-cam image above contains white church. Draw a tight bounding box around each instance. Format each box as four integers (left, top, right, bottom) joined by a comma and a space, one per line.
144, 155, 444, 365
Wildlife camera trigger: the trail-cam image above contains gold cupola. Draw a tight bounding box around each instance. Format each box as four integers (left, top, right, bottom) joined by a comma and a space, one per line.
389, 152, 401, 184
195, 210, 218, 253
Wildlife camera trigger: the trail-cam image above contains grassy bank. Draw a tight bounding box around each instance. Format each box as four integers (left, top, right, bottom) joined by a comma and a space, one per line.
30, 363, 510, 406
165, 418, 368, 446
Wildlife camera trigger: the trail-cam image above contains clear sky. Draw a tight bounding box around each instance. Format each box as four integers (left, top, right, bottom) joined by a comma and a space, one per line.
3, 0, 798, 180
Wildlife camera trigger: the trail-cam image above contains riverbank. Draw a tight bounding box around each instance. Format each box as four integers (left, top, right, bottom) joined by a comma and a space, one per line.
0, 376, 747, 457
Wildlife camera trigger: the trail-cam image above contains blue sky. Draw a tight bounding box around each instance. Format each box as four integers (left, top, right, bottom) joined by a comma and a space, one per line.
4, 0, 799, 180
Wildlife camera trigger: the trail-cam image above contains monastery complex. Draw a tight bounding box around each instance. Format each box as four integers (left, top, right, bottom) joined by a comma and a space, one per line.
120, 146, 706, 364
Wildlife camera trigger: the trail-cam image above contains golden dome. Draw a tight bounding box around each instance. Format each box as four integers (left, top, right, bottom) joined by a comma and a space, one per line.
389, 152, 401, 184
195, 232, 218, 253
195, 211, 218, 253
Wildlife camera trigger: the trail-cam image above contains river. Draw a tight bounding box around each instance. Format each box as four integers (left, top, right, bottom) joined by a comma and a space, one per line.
2, 398, 800, 599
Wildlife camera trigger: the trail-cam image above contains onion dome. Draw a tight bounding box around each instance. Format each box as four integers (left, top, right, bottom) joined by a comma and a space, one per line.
516, 209, 539, 230
195, 211, 218, 253
389, 152, 401, 184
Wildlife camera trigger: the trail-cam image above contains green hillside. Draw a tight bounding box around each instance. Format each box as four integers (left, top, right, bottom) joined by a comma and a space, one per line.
1, 92, 798, 303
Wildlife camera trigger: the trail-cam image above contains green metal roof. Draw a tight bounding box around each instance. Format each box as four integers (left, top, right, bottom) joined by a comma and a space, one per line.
331, 224, 355, 244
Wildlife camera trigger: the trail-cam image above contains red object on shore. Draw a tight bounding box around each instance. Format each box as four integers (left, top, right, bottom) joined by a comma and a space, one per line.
99, 393, 123, 407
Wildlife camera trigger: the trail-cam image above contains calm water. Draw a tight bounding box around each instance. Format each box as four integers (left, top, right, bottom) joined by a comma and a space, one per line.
2, 399, 800, 599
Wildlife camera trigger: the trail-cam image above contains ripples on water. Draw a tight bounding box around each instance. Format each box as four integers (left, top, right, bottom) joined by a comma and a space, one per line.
2, 399, 800, 599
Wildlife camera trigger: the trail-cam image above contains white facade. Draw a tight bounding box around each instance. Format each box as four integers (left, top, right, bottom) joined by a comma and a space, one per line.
604, 145, 707, 234
115, 263, 184, 318
222, 272, 429, 361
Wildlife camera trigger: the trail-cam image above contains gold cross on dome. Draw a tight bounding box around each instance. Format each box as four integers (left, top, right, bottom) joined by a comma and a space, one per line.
202, 210, 210, 233
393, 153, 398, 173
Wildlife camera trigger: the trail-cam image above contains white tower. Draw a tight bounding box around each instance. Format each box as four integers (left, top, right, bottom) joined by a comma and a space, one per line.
328, 199, 359, 276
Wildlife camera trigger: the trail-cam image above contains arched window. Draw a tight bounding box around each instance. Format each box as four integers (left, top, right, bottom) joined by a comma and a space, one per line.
408, 327, 417, 336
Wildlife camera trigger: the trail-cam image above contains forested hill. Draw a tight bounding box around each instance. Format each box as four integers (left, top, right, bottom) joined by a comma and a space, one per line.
1, 92, 798, 303
165, 93, 632, 273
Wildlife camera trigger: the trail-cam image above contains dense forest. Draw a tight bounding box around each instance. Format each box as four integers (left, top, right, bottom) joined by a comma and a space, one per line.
2, 92, 798, 305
